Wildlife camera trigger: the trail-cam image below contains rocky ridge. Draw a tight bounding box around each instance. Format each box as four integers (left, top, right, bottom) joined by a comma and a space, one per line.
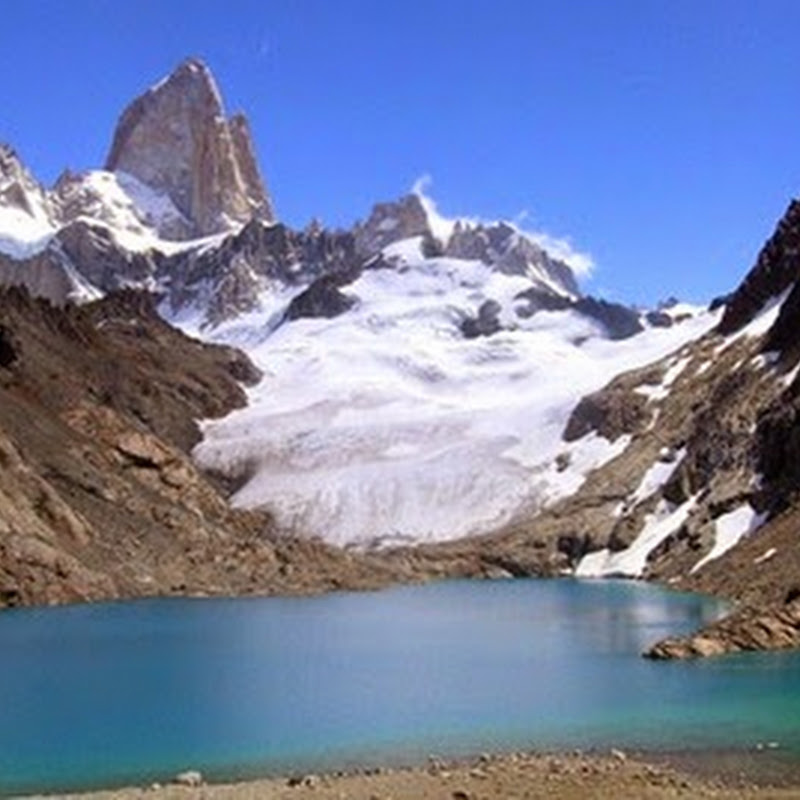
0, 59, 673, 340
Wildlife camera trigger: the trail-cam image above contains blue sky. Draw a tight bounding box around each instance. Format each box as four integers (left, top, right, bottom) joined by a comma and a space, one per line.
3, 1, 800, 305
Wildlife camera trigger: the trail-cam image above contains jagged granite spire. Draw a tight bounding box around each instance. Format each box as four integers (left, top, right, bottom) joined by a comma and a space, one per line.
105, 57, 274, 236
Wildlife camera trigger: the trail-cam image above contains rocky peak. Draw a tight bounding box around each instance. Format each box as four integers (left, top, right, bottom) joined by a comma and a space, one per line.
0, 146, 46, 215
354, 193, 432, 257
104, 57, 274, 238
446, 219, 580, 298
0, 145, 54, 230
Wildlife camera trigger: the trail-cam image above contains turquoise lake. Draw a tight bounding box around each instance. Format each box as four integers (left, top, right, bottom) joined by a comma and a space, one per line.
1, 579, 799, 795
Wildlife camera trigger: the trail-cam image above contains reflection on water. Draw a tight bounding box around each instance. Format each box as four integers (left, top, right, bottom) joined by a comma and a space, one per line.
0, 579, 796, 796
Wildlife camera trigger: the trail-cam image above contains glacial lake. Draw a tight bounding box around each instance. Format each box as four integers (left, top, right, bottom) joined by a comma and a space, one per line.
1, 579, 800, 796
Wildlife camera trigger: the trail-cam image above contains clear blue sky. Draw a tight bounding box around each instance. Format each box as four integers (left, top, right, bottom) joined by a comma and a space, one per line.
3, 0, 800, 305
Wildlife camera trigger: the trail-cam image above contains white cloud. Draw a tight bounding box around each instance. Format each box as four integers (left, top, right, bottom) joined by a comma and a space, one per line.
410, 174, 595, 278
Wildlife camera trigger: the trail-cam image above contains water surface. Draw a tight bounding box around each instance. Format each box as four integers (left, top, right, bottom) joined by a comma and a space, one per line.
0, 579, 798, 795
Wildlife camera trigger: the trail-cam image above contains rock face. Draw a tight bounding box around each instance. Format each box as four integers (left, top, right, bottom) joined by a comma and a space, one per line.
105, 58, 274, 236
446, 220, 580, 297
717, 199, 800, 335
284, 273, 359, 322
353, 194, 432, 256
159, 219, 360, 325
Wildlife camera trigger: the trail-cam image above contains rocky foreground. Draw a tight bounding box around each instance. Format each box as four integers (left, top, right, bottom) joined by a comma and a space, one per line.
37, 751, 800, 800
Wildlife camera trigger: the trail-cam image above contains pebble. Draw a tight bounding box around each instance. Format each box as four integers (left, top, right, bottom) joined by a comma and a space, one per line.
172, 770, 203, 787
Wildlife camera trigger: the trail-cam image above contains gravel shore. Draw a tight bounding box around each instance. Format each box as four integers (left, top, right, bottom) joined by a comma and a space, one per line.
33, 750, 800, 800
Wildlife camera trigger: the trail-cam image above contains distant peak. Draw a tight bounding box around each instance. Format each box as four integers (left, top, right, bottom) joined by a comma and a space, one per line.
104, 59, 274, 237
176, 56, 209, 73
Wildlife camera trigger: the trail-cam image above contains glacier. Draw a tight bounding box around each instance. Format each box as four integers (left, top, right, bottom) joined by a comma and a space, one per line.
183, 240, 718, 547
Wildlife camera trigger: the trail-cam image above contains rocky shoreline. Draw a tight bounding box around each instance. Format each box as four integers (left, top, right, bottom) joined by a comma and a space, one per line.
31, 748, 800, 800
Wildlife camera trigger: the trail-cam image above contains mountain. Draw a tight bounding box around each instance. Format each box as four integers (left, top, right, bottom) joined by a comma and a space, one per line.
105, 57, 274, 236
0, 58, 798, 657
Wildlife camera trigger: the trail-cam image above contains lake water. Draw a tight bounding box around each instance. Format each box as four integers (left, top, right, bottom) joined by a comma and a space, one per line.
1, 579, 799, 796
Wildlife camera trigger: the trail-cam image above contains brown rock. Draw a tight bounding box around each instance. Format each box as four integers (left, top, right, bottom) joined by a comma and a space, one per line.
105, 58, 274, 236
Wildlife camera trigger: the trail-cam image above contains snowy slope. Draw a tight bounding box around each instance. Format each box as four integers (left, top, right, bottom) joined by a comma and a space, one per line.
57, 170, 192, 250
189, 243, 717, 546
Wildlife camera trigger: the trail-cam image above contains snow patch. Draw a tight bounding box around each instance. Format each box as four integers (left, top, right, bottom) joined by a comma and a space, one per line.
576, 496, 698, 578
628, 449, 685, 506
0, 203, 56, 258
691, 504, 766, 573
634, 356, 691, 401
754, 547, 777, 565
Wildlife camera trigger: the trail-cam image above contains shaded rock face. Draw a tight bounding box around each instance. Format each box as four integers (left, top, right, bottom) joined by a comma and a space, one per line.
574, 297, 643, 340
717, 199, 800, 336
284, 273, 358, 322
755, 379, 800, 514
461, 299, 502, 339
514, 287, 643, 340
160, 220, 361, 325
105, 58, 274, 236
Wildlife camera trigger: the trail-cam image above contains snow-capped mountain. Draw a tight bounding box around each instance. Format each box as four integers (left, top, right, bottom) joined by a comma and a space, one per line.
0, 58, 710, 548
191, 246, 713, 546
1, 56, 800, 655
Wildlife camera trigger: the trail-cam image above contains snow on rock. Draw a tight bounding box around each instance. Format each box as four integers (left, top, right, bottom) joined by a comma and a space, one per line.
717, 288, 792, 352
0, 204, 56, 258
754, 547, 777, 565
0, 146, 57, 258
576, 496, 698, 578
191, 246, 718, 547
634, 355, 691, 401
691, 504, 766, 573
54, 169, 194, 251
621, 448, 686, 510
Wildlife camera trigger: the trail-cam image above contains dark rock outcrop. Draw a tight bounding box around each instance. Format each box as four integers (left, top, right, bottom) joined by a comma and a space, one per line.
461, 299, 502, 339
717, 200, 800, 336
514, 287, 643, 340
563, 386, 649, 442
574, 297, 643, 340
645, 598, 800, 659
284, 274, 358, 321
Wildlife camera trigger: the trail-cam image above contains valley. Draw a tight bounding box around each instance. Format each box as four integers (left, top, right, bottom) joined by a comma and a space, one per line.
1, 58, 799, 663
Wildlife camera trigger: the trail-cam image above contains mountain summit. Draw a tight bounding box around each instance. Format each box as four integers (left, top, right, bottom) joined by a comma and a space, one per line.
105, 58, 274, 236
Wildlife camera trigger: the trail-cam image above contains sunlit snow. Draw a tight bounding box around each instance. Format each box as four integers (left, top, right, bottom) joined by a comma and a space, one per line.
188, 246, 719, 546
691, 504, 765, 573
576, 496, 698, 578
0, 202, 56, 258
